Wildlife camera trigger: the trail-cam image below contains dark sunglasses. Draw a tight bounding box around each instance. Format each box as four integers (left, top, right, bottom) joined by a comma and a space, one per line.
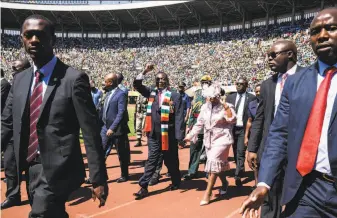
236, 82, 246, 86
267, 50, 291, 59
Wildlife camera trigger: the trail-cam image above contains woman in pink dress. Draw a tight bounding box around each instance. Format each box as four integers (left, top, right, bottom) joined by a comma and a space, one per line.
184, 83, 236, 206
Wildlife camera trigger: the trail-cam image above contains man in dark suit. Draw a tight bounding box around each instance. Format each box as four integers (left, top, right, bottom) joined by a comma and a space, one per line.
1, 14, 108, 217
100, 73, 130, 183
1, 59, 31, 209
1, 69, 11, 113
241, 8, 337, 217
246, 40, 303, 218
132, 64, 184, 199
226, 77, 256, 186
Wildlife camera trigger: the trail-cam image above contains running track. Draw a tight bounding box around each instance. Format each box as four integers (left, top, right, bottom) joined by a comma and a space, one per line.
1, 137, 255, 218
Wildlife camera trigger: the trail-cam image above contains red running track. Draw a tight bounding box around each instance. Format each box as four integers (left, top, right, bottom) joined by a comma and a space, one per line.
1, 137, 255, 218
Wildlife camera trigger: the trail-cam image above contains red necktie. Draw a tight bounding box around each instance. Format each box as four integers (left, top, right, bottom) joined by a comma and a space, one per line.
280, 73, 288, 92
27, 70, 44, 162
296, 67, 337, 176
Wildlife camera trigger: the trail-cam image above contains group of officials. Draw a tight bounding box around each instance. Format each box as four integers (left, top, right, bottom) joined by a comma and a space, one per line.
0, 7, 337, 218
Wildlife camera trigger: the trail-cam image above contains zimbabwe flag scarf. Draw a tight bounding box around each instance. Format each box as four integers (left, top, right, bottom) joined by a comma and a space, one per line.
144, 89, 172, 150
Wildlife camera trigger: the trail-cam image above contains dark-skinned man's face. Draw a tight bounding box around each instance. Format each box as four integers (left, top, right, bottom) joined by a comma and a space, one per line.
21, 18, 55, 60
267, 43, 292, 73
310, 10, 337, 65
156, 73, 168, 89
236, 79, 248, 94
255, 86, 261, 98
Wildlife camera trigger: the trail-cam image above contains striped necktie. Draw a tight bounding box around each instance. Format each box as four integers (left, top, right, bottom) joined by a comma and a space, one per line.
27, 70, 44, 162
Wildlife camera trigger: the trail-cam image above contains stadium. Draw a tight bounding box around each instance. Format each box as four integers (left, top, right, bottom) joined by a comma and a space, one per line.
1, 1, 336, 218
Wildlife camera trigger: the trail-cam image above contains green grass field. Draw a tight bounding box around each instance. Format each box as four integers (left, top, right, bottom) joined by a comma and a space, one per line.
79, 105, 135, 144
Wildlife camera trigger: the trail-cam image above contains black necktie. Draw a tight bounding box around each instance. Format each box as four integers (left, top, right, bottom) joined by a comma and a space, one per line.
235, 94, 242, 112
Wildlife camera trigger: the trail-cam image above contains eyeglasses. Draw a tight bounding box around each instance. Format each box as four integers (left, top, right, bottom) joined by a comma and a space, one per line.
236, 82, 245, 86
267, 50, 291, 59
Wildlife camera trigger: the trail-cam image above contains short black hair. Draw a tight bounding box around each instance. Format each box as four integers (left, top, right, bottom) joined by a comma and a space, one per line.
22, 14, 55, 36
237, 77, 248, 85
255, 83, 261, 89
156, 71, 170, 86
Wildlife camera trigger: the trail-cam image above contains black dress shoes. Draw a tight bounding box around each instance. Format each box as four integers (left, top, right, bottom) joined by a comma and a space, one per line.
148, 177, 159, 186
134, 139, 142, 147
1, 198, 21, 209
169, 184, 180, 191
235, 177, 242, 187
116, 177, 128, 183
133, 187, 148, 200
85, 178, 91, 184
182, 174, 196, 181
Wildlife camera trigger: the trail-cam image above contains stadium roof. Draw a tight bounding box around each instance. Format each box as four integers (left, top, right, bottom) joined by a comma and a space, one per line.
1, 0, 335, 33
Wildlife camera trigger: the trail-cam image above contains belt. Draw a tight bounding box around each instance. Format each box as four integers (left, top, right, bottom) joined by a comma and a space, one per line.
311, 171, 336, 184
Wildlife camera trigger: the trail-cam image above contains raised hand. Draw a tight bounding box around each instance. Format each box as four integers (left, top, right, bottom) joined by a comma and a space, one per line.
143, 63, 155, 75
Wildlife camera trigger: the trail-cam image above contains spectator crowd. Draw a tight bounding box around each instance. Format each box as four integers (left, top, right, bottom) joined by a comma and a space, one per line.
1, 17, 316, 91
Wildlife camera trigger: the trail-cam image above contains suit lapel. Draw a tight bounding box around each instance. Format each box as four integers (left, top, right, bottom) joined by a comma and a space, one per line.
329, 94, 337, 131
38, 60, 61, 121
20, 68, 34, 117
106, 88, 119, 112
270, 76, 277, 115
300, 64, 318, 125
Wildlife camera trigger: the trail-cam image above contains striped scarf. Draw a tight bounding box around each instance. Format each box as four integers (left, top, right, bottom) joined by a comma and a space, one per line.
144, 89, 172, 150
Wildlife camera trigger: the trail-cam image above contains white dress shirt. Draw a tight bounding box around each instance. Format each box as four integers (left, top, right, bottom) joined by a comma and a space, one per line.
258, 61, 337, 189
235, 92, 246, 127
274, 64, 297, 117
136, 73, 167, 107
31, 56, 57, 97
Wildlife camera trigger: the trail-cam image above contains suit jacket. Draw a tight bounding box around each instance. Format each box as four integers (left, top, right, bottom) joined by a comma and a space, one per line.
1, 78, 11, 114
258, 62, 337, 205
1, 59, 108, 196
248, 66, 304, 160
99, 87, 130, 136
226, 92, 256, 129
133, 79, 184, 141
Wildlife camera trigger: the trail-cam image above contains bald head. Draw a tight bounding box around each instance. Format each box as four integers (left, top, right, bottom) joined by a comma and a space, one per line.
310, 7, 337, 65
273, 40, 298, 61
104, 73, 118, 91
267, 39, 298, 73
12, 58, 31, 73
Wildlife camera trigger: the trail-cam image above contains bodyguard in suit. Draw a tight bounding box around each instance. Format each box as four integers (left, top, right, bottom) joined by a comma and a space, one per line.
100, 73, 130, 183
1, 14, 108, 217
246, 40, 303, 218
241, 8, 337, 217
132, 64, 184, 200
2, 60, 31, 209
226, 77, 256, 186
1, 69, 11, 113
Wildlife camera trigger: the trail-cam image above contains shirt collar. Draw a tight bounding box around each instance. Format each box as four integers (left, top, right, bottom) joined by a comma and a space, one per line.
33, 56, 57, 77
279, 64, 297, 78
318, 60, 337, 76
158, 88, 167, 93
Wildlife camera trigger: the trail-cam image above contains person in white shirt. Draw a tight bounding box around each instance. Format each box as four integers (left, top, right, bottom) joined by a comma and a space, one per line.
247, 40, 303, 218
240, 7, 337, 218
225, 77, 256, 187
